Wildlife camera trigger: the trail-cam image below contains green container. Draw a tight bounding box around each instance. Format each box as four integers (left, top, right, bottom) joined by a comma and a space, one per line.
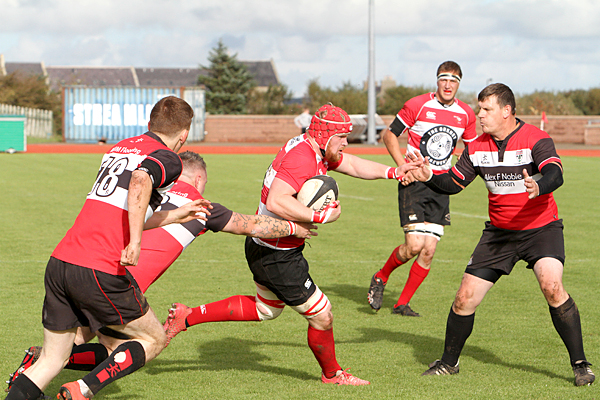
0, 115, 26, 152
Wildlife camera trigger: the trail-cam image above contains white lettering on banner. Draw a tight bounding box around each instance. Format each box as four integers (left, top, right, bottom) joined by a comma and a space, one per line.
72, 103, 152, 127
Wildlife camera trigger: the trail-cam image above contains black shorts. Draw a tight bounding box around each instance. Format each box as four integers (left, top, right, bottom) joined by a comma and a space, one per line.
465, 220, 565, 279
245, 237, 316, 307
42, 257, 150, 333
398, 181, 450, 227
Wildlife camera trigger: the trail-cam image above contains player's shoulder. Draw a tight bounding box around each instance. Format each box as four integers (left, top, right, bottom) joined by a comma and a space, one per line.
517, 121, 553, 145
454, 98, 476, 115
283, 137, 316, 161
404, 92, 435, 109
465, 133, 493, 151
168, 181, 201, 201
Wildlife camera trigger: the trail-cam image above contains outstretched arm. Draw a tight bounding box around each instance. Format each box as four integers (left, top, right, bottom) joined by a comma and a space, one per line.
334, 153, 420, 180
144, 199, 212, 230
407, 152, 465, 195
221, 213, 318, 239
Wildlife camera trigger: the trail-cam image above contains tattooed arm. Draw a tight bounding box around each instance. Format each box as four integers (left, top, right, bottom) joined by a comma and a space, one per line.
221, 212, 317, 239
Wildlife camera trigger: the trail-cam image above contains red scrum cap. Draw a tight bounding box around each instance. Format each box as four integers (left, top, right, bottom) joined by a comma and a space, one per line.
307, 103, 353, 152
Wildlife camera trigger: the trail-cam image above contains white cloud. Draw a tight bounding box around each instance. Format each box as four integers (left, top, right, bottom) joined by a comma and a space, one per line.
1, 0, 600, 97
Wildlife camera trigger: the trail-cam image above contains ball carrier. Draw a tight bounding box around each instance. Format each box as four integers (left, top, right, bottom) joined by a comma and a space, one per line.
163, 103, 421, 386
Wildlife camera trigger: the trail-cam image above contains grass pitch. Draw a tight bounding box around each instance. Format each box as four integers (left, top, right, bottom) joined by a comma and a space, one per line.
0, 153, 599, 399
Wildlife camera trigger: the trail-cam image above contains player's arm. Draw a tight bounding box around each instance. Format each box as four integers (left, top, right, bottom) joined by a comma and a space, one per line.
407, 153, 466, 195
221, 213, 317, 239
523, 162, 563, 199
333, 152, 420, 181
121, 170, 153, 266
382, 117, 408, 167
144, 198, 212, 230
266, 177, 341, 224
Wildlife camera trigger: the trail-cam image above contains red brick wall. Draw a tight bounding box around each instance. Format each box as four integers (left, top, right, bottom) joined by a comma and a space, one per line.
204, 114, 600, 144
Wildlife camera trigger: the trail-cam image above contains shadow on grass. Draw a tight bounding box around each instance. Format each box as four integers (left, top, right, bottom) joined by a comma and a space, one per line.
339, 327, 572, 384
320, 283, 401, 314
146, 337, 316, 382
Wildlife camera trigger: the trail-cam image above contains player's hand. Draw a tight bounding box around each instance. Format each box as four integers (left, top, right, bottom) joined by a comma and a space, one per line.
120, 242, 141, 266
406, 152, 433, 182
523, 169, 539, 199
396, 154, 423, 176
401, 170, 416, 186
294, 222, 319, 238
312, 200, 341, 224
173, 199, 212, 223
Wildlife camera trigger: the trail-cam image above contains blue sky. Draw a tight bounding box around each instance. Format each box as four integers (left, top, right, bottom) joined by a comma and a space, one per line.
1, 0, 599, 98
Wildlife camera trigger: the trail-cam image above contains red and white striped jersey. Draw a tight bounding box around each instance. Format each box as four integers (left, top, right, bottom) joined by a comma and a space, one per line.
52, 132, 182, 276
254, 134, 340, 250
450, 120, 561, 230
128, 180, 232, 292
391, 92, 477, 173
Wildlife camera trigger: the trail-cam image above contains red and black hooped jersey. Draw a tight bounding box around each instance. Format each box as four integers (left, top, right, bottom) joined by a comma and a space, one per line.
390, 92, 477, 173
449, 120, 561, 230
53, 132, 182, 276
128, 180, 233, 292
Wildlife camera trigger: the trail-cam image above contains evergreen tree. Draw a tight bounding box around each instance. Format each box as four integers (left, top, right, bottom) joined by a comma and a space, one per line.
198, 40, 256, 114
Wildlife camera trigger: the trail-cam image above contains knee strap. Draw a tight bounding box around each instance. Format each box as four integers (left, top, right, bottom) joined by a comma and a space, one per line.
290, 286, 330, 319
255, 284, 285, 321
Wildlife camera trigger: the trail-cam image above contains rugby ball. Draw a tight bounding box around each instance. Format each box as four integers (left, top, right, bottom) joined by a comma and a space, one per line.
297, 175, 338, 212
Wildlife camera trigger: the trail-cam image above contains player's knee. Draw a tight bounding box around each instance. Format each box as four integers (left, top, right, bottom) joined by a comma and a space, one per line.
314, 309, 334, 329
540, 281, 565, 305
255, 285, 285, 321
256, 302, 284, 321
453, 290, 476, 313
406, 242, 423, 258
291, 287, 331, 320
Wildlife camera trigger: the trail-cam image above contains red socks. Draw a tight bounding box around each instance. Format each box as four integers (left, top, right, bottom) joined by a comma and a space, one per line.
376, 246, 404, 283
307, 325, 341, 379
396, 261, 429, 306
186, 295, 260, 326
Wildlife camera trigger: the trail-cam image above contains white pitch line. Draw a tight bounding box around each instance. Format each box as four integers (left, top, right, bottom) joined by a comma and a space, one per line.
339, 194, 374, 201
452, 211, 488, 220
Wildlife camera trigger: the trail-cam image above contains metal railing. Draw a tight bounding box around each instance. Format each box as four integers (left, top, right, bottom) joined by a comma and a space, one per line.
0, 104, 53, 137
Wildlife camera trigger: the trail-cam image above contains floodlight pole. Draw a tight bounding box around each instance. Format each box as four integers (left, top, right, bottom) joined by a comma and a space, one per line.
366, 0, 377, 145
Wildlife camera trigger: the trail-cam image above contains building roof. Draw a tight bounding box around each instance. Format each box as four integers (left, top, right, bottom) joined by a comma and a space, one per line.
5, 62, 46, 76
45, 66, 138, 91
1, 55, 279, 90
135, 67, 200, 87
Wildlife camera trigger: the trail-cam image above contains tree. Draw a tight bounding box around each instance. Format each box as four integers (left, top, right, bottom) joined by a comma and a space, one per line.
565, 88, 600, 115
198, 40, 256, 114
0, 72, 62, 135
306, 79, 367, 114
516, 91, 582, 116
377, 84, 432, 115
247, 84, 300, 115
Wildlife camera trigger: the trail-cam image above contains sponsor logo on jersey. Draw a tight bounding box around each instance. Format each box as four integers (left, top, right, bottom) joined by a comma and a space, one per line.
426, 111, 436, 120
419, 126, 458, 166
453, 115, 463, 123
481, 154, 490, 165
200, 305, 207, 314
